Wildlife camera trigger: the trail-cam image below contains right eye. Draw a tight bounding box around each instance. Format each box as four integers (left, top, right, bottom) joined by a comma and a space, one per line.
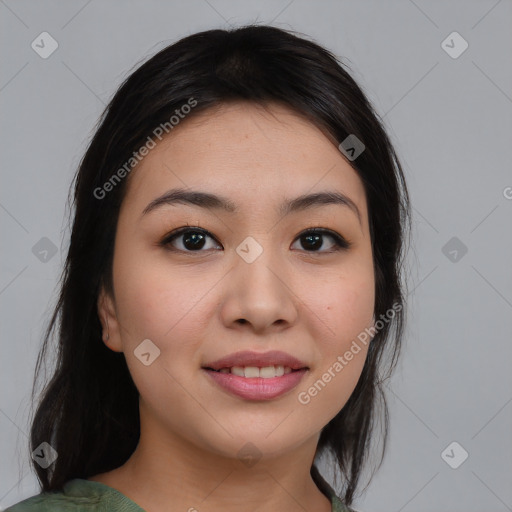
160, 227, 222, 253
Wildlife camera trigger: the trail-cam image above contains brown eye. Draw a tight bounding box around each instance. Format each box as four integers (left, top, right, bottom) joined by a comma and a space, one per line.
292, 229, 351, 253
161, 228, 221, 252
160, 227, 350, 254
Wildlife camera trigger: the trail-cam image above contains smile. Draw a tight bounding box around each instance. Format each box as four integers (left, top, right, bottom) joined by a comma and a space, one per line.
203, 366, 308, 401
209, 365, 294, 378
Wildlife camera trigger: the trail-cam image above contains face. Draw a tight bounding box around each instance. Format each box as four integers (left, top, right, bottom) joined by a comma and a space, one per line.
98, 101, 375, 461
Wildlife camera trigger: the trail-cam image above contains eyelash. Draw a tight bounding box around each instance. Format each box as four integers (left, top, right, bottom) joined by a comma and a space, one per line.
159, 226, 351, 254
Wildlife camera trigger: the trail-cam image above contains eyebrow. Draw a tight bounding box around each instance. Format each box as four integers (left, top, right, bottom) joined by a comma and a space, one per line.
141, 187, 361, 224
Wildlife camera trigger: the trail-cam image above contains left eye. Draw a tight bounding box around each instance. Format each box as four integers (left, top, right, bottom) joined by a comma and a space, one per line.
160, 227, 350, 253
291, 228, 350, 252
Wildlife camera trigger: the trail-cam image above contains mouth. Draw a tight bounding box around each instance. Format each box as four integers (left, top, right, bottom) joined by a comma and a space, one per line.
204, 365, 303, 378
201, 351, 309, 401
202, 349, 309, 373
202, 367, 308, 401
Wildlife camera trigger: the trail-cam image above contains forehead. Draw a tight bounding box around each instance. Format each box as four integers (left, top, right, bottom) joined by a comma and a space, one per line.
120, 101, 368, 223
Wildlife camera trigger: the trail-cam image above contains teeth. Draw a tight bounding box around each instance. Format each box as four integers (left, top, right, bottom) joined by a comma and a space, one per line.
259, 366, 277, 378
244, 366, 260, 378
217, 365, 294, 378
231, 366, 245, 377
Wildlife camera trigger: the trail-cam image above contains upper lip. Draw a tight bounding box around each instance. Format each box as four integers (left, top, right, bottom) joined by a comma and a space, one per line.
202, 350, 309, 371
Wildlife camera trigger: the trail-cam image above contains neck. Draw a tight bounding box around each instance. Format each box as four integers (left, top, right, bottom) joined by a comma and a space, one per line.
94, 406, 332, 512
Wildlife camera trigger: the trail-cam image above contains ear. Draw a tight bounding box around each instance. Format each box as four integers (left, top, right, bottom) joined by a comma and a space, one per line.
97, 284, 123, 353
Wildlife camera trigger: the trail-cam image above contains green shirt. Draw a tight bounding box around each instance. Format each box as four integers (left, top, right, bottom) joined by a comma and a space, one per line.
5, 475, 355, 511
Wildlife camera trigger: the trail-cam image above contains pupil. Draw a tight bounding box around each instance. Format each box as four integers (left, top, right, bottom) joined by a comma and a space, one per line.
184, 232, 205, 250
303, 234, 321, 250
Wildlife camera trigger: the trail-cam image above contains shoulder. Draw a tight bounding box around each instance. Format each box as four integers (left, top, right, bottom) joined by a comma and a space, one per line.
4, 478, 145, 512
4, 493, 70, 511
331, 495, 366, 512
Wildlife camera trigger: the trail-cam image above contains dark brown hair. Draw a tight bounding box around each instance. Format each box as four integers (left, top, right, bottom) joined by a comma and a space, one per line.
24, 24, 410, 506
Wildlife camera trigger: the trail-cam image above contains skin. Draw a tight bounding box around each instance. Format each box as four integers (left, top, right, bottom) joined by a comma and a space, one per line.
92, 101, 375, 512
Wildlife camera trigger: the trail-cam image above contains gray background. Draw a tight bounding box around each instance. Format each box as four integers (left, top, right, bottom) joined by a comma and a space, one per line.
1, 1, 511, 511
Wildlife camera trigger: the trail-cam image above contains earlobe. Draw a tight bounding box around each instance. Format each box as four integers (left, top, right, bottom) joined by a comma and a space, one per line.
97, 285, 123, 353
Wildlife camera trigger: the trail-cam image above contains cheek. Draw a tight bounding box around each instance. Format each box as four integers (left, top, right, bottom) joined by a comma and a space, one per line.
334, 281, 374, 337
326, 275, 374, 381
112, 260, 209, 409
113, 254, 211, 354
311, 268, 375, 349
294, 271, 374, 421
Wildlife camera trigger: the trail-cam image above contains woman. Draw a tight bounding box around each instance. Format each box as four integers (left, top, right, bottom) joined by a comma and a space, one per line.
7, 24, 410, 512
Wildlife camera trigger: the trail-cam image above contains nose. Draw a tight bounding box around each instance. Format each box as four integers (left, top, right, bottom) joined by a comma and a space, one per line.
219, 246, 299, 335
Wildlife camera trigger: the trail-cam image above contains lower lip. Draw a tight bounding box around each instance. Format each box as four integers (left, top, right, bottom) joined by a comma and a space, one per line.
203, 368, 308, 401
